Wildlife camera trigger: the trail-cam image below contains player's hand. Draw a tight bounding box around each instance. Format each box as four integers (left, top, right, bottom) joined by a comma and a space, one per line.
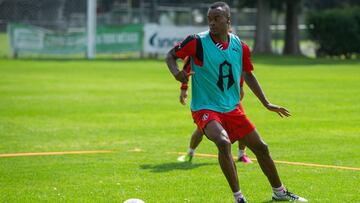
265, 103, 291, 117
174, 70, 194, 83
179, 89, 188, 105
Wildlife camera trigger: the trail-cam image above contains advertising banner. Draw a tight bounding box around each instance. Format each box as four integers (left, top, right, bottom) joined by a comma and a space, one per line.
8, 23, 86, 54
7, 23, 143, 55
96, 24, 142, 53
143, 24, 208, 54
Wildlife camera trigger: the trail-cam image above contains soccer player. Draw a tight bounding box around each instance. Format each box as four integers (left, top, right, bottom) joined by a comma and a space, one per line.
165, 2, 308, 203
177, 56, 252, 164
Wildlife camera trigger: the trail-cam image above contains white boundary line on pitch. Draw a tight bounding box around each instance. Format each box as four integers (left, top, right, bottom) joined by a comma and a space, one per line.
169, 152, 360, 171
0, 150, 113, 158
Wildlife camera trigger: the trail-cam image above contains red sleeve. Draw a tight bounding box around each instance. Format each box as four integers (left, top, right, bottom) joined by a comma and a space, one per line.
180, 57, 191, 90
242, 41, 254, 72
240, 76, 244, 87
174, 35, 197, 60
174, 35, 203, 66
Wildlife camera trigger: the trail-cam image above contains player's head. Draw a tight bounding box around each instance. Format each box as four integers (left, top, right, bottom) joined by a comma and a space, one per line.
207, 2, 231, 35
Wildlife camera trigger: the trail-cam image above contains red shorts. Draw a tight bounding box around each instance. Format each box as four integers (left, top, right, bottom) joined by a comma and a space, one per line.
192, 104, 256, 143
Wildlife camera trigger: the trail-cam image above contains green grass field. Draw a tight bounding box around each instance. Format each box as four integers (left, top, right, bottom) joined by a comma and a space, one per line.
0, 33, 10, 58
0, 57, 359, 202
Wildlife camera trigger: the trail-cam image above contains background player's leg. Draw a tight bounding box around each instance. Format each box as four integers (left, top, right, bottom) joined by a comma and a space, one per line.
238, 141, 246, 150
237, 141, 252, 163
204, 120, 240, 193
189, 127, 203, 151
178, 128, 203, 162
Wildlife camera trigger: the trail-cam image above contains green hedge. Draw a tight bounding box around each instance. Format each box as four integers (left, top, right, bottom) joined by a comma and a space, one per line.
307, 7, 360, 58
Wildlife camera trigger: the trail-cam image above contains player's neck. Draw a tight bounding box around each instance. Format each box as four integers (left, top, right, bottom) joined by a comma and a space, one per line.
210, 32, 228, 43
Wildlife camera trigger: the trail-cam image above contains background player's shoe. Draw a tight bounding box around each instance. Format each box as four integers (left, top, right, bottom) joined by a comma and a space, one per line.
177, 153, 193, 162
237, 154, 253, 163
272, 190, 308, 202
235, 196, 247, 203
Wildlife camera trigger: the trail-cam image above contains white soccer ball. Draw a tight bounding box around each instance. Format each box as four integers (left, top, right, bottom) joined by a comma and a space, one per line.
123, 198, 145, 203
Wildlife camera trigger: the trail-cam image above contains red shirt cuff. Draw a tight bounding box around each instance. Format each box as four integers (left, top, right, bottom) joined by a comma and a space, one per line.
180, 83, 188, 90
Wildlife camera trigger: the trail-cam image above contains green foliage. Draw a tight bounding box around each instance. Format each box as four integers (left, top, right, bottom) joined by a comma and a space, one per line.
307, 7, 360, 58
304, 0, 360, 10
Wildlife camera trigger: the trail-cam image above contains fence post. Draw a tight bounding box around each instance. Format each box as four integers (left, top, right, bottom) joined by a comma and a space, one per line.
87, 0, 96, 59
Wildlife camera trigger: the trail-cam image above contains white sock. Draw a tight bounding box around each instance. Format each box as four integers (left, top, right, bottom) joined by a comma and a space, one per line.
188, 148, 195, 155
272, 184, 286, 195
233, 191, 244, 200
238, 149, 245, 158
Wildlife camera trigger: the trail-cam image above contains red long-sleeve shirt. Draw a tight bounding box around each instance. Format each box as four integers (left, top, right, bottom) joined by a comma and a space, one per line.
174, 33, 254, 90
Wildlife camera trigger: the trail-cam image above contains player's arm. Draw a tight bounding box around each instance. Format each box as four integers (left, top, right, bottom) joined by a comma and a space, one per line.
240, 87, 244, 101
165, 35, 196, 83
179, 57, 191, 105
243, 71, 290, 117
180, 89, 188, 105
242, 71, 268, 106
240, 41, 253, 102
241, 41, 290, 117
166, 49, 188, 83
240, 76, 244, 101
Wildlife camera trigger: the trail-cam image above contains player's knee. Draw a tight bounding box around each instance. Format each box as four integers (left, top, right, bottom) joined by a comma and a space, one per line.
254, 143, 270, 156
216, 138, 231, 152
216, 131, 231, 151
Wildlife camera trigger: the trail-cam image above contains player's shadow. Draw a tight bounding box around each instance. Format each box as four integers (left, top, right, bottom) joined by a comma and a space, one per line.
140, 162, 215, 173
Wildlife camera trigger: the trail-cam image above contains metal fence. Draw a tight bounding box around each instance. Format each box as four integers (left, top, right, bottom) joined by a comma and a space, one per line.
0, 0, 315, 58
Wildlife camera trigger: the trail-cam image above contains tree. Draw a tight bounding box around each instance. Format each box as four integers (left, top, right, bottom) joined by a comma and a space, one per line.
253, 0, 272, 54
283, 0, 301, 55
304, 0, 360, 10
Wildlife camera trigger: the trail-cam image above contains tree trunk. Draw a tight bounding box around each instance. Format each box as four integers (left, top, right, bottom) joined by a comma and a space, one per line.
283, 0, 301, 55
253, 0, 272, 54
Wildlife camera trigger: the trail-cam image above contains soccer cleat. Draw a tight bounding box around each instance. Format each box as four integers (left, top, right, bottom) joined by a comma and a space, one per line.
237, 155, 253, 164
235, 196, 247, 203
272, 190, 308, 202
177, 153, 193, 162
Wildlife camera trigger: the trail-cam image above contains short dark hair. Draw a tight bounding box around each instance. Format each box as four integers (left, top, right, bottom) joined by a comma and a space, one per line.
209, 1, 231, 17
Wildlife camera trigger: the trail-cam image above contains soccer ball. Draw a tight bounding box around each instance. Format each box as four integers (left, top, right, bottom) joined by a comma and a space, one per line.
123, 198, 145, 203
